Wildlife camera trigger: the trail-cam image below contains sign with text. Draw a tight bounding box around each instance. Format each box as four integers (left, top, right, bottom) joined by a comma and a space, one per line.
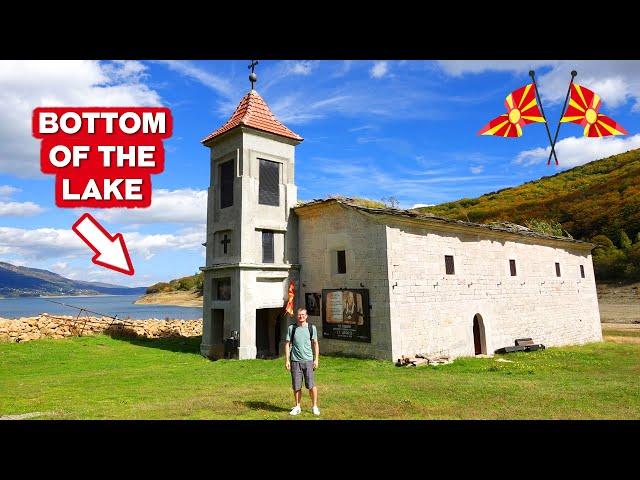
321, 289, 370, 343
32, 107, 172, 208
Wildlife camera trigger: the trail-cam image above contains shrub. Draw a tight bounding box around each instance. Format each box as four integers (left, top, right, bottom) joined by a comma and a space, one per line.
593, 247, 627, 280
146, 282, 171, 294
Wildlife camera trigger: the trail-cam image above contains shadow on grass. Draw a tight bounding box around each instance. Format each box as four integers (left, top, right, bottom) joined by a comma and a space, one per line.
239, 400, 289, 413
104, 327, 202, 355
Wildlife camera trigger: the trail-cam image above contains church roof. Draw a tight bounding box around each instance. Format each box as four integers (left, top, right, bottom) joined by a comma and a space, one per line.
201, 90, 303, 144
294, 197, 594, 248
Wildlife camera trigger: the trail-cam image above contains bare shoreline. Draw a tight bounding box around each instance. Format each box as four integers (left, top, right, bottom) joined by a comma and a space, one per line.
134, 290, 203, 308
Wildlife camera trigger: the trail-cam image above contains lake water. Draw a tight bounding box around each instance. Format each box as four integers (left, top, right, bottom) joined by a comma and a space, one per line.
0, 295, 202, 320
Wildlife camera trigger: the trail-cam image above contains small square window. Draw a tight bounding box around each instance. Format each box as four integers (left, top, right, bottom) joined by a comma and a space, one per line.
509, 259, 517, 276
214, 277, 231, 301
337, 250, 346, 274
580, 265, 585, 278
555, 262, 561, 277
445, 255, 455, 275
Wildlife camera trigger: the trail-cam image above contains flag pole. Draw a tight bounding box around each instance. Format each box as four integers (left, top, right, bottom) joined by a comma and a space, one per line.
547, 70, 577, 166
529, 70, 558, 166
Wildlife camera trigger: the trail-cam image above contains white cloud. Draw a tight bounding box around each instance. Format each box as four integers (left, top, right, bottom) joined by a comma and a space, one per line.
514, 134, 640, 168
288, 61, 315, 76
94, 188, 207, 225
0, 185, 20, 199
0, 60, 162, 178
470, 166, 484, 174
0, 184, 44, 216
0, 225, 204, 262
437, 60, 552, 77
125, 227, 204, 260
0, 201, 44, 217
370, 61, 389, 79
158, 60, 235, 98
412, 203, 435, 209
437, 60, 640, 110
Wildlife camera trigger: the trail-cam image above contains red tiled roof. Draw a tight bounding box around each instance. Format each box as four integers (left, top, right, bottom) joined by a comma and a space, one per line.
201, 90, 303, 143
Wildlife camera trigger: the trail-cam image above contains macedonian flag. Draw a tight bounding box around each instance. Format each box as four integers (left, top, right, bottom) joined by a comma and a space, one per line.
285, 279, 295, 316
478, 83, 546, 137
560, 83, 627, 137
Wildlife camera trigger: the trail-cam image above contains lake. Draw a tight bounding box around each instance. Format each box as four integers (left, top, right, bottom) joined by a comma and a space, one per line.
0, 295, 202, 320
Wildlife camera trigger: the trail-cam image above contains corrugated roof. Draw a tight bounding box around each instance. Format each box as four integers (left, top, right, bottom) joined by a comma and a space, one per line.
201, 90, 303, 143
294, 197, 593, 248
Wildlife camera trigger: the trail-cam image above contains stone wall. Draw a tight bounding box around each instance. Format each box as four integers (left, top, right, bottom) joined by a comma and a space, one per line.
0, 314, 203, 343
385, 218, 602, 361
297, 204, 392, 359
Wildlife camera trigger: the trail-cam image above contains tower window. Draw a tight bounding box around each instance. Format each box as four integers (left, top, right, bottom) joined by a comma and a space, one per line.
509, 259, 517, 276
262, 230, 274, 263
219, 160, 234, 209
337, 250, 346, 274
214, 277, 231, 301
555, 262, 561, 277
445, 255, 455, 275
580, 265, 585, 278
259, 159, 279, 206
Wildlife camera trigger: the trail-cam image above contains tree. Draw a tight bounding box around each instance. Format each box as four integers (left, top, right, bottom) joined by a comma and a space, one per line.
619, 229, 632, 250
524, 218, 571, 237
593, 247, 627, 280
591, 234, 614, 249
380, 196, 400, 209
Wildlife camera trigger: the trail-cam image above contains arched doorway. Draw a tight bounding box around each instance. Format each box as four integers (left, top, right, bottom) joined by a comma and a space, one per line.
473, 314, 487, 355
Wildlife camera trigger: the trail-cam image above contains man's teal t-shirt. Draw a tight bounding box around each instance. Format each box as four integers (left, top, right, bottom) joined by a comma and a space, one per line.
286, 323, 317, 362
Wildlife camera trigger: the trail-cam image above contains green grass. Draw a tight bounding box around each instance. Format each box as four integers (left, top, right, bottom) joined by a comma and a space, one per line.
1, 335, 639, 419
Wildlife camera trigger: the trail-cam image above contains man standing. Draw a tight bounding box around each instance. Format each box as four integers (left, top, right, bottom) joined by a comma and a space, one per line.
285, 308, 320, 416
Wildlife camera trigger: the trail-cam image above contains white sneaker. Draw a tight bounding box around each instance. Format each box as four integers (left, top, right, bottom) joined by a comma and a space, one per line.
289, 405, 301, 416
312, 406, 320, 416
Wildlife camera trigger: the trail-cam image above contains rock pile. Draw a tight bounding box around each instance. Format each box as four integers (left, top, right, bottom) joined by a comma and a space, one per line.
0, 314, 203, 343
395, 353, 453, 367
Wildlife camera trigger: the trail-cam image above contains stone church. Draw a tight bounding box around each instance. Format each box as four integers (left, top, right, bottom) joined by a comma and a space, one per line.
199, 82, 602, 362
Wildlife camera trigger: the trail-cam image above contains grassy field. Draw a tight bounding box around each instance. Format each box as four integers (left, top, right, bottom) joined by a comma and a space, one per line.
1, 331, 639, 420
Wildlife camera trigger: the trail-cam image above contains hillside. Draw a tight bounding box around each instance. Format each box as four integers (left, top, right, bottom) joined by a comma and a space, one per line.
135, 272, 203, 307
414, 148, 640, 242
0, 262, 146, 297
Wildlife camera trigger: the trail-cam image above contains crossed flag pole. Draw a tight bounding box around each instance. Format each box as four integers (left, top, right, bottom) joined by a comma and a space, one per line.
479, 70, 628, 166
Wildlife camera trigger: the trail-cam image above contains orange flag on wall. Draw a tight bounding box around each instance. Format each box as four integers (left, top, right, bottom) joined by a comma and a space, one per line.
285, 279, 295, 316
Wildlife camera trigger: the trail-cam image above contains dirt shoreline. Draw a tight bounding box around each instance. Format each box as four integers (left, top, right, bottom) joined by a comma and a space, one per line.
134, 290, 203, 308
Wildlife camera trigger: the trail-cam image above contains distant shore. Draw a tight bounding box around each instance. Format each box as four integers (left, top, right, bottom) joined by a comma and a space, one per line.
134, 290, 203, 308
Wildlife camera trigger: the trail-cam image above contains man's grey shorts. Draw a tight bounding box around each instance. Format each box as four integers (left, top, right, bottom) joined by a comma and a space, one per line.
291, 360, 315, 390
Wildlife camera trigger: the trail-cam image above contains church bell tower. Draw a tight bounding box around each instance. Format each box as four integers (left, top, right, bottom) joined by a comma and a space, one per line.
200, 61, 303, 359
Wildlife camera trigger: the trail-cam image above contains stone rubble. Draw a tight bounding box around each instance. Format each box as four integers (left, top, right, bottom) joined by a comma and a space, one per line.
395, 353, 453, 367
0, 314, 203, 343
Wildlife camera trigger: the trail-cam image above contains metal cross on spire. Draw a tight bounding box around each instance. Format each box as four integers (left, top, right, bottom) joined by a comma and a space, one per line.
248, 60, 259, 89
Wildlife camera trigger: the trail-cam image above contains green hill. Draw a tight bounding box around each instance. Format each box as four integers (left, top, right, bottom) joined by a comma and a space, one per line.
146, 272, 203, 294
415, 148, 640, 241
414, 148, 640, 281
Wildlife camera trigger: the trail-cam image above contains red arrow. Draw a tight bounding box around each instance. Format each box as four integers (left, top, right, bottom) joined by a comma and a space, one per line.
71, 213, 134, 275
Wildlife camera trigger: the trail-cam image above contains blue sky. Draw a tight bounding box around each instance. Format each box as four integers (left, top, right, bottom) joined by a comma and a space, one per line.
1, 60, 639, 287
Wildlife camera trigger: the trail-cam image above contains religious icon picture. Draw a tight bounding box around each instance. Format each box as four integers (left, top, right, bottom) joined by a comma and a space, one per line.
305, 293, 321, 316
322, 289, 370, 342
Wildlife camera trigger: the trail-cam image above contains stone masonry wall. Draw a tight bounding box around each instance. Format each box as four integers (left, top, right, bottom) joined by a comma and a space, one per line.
0, 315, 203, 343
385, 220, 602, 361
297, 204, 392, 359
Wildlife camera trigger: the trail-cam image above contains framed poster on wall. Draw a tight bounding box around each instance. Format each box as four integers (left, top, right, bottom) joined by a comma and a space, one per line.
321, 289, 370, 342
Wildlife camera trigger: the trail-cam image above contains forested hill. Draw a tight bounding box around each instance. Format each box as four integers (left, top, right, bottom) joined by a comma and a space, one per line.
414, 148, 640, 243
